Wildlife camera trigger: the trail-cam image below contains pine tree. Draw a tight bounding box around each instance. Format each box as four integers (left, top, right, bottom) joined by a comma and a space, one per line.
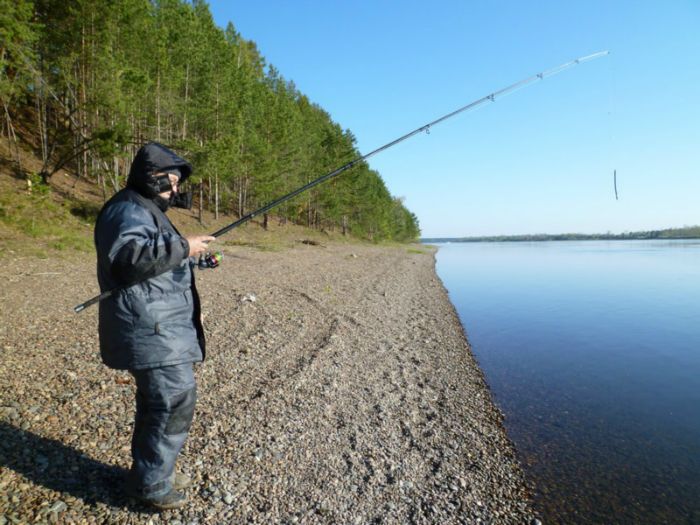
2, 0, 420, 242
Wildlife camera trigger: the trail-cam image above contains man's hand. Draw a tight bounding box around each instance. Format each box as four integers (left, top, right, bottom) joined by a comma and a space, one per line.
186, 236, 216, 257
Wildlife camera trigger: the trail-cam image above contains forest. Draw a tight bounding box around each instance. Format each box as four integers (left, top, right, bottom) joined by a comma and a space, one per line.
1, 0, 420, 241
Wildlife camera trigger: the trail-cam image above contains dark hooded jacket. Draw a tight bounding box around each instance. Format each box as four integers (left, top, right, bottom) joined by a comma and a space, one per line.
94, 142, 205, 370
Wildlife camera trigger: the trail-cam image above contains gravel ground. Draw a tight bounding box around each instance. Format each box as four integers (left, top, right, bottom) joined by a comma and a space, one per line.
0, 242, 537, 524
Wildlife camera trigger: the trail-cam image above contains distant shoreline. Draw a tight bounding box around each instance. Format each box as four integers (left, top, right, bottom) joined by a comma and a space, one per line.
422, 226, 700, 244
422, 236, 700, 243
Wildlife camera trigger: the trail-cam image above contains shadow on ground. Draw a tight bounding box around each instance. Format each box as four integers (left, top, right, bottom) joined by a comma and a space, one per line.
0, 421, 156, 514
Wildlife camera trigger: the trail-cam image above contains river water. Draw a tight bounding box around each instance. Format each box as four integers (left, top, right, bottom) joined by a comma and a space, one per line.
433, 240, 700, 524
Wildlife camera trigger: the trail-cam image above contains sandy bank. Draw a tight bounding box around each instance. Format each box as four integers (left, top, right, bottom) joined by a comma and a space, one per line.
0, 242, 535, 524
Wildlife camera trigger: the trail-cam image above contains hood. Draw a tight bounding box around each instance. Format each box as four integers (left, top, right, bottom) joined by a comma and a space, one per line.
126, 142, 193, 198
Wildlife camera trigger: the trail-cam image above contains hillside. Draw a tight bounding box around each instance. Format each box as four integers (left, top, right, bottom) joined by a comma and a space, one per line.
1, 0, 419, 244
0, 134, 372, 260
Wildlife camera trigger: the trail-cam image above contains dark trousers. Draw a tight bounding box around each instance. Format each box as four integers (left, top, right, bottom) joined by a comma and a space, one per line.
127, 363, 196, 499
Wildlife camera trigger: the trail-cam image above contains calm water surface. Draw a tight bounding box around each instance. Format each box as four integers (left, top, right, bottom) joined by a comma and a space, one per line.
433, 240, 700, 524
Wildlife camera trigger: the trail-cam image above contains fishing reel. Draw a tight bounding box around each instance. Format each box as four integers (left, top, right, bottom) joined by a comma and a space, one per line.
198, 251, 223, 269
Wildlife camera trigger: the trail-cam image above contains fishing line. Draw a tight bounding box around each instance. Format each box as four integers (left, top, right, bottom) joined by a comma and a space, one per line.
608, 50, 619, 200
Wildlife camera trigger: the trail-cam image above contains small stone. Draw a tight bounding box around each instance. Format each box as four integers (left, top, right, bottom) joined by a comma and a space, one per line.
223, 493, 234, 505
48, 501, 67, 514
241, 293, 257, 303
0, 407, 19, 420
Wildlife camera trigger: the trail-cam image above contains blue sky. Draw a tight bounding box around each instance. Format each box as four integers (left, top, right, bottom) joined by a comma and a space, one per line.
208, 1, 699, 237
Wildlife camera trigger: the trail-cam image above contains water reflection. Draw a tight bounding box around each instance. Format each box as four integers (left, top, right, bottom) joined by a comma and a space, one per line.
434, 240, 700, 524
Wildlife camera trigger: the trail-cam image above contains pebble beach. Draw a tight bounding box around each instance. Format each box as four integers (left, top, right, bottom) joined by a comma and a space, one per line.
0, 242, 536, 524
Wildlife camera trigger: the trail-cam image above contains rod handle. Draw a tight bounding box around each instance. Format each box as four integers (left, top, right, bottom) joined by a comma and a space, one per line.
74, 290, 113, 313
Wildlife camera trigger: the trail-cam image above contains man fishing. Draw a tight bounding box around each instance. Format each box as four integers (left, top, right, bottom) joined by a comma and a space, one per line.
94, 142, 214, 509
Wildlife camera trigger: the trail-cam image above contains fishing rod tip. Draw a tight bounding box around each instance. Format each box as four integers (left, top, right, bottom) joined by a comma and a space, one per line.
574, 50, 611, 64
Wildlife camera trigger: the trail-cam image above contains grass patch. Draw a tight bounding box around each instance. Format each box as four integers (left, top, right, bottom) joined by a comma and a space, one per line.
407, 248, 426, 254
0, 188, 95, 254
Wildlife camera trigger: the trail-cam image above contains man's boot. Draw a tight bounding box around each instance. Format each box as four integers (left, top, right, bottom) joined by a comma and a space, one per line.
145, 488, 187, 510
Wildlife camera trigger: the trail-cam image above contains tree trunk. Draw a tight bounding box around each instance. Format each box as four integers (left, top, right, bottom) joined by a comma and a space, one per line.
182, 63, 189, 140
2, 101, 23, 178
80, 24, 89, 181
156, 70, 161, 142
35, 80, 48, 166
215, 82, 220, 137
307, 190, 312, 227
199, 181, 203, 224
215, 173, 219, 220
237, 177, 242, 218
112, 156, 120, 193
207, 174, 211, 208
242, 178, 247, 218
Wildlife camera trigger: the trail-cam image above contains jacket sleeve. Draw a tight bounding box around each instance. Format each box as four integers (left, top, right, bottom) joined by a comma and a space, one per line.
97, 201, 189, 285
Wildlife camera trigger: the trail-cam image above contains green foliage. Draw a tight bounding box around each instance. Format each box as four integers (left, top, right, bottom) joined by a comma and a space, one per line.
27, 172, 51, 195
4, 0, 420, 242
0, 0, 38, 103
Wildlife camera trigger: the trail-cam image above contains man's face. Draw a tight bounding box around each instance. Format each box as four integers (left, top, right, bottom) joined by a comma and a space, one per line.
157, 173, 180, 199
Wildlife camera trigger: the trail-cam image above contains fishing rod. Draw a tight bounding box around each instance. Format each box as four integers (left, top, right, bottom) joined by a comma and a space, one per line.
74, 50, 609, 313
